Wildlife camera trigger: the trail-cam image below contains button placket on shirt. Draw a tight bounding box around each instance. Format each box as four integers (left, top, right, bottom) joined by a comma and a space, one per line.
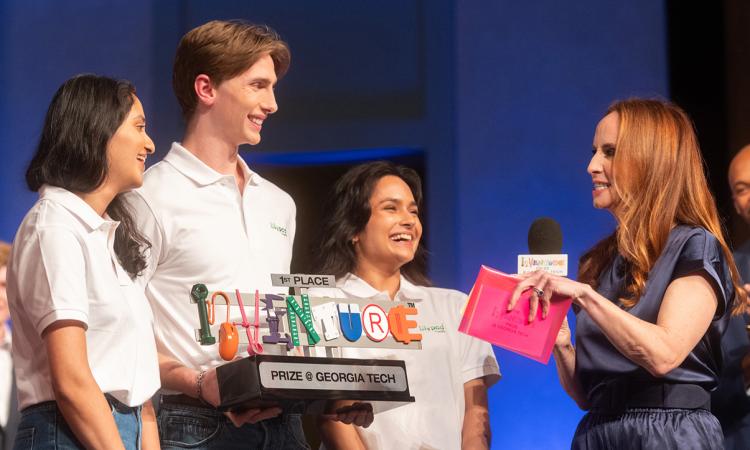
220, 176, 251, 239
219, 175, 258, 285
240, 180, 260, 255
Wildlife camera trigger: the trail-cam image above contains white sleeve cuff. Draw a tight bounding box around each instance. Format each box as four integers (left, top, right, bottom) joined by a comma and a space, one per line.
35, 309, 89, 335
462, 363, 502, 387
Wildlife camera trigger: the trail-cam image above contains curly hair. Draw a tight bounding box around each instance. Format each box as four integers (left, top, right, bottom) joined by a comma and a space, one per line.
315, 161, 430, 286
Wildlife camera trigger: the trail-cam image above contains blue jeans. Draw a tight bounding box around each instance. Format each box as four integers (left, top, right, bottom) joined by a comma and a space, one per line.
13, 396, 142, 449
158, 403, 310, 450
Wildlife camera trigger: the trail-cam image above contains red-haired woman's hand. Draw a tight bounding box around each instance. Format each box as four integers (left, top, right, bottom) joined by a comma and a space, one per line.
507, 270, 590, 323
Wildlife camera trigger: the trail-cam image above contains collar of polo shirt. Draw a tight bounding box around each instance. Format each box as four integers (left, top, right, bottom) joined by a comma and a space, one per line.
39, 185, 117, 231
337, 272, 423, 303
164, 142, 263, 188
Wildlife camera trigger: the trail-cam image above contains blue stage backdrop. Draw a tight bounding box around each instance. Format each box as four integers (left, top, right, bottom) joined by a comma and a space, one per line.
0, 1, 667, 448
454, 1, 668, 447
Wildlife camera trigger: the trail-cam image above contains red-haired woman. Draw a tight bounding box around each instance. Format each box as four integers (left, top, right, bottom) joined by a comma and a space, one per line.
509, 99, 745, 449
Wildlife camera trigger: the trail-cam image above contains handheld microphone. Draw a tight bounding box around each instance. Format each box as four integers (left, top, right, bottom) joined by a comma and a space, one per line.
518, 217, 568, 276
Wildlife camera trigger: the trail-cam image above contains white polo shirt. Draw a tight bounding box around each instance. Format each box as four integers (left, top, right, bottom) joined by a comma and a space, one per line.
7, 186, 160, 409
126, 142, 296, 372
310, 273, 500, 450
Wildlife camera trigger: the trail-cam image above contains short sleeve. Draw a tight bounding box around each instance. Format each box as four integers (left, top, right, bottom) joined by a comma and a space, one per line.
672, 229, 733, 318
459, 332, 501, 386
17, 227, 89, 335
454, 292, 501, 386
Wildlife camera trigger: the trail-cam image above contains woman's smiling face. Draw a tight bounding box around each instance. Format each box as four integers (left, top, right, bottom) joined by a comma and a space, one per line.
588, 111, 619, 210
354, 175, 423, 273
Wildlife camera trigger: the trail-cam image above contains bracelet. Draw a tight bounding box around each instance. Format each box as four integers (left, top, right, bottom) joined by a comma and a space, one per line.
196, 369, 209, 404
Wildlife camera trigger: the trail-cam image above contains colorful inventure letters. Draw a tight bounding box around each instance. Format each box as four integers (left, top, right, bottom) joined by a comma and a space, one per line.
192, 283, 423, 359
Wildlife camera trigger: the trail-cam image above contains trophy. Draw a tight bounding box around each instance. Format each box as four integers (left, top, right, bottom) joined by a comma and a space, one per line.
191, 274, 421, 413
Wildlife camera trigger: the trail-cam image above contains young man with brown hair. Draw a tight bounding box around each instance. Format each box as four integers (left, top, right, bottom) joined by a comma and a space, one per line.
127, 20, 308, 448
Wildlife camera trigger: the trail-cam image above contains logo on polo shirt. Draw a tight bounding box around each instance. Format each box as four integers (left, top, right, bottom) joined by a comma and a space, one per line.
270, 222, 287, 237
419, 323, 446, 333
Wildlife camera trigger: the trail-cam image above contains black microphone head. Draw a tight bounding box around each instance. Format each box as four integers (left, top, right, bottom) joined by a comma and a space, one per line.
528, 217, 563, 254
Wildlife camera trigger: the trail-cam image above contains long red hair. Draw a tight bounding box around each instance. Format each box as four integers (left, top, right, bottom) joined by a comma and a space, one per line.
578, 99, 745, 314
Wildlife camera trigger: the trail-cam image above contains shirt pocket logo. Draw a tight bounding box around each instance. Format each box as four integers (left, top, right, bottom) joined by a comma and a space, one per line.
270, 222, 288, 237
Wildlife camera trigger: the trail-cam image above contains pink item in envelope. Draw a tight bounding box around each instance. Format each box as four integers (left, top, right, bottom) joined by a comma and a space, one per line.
459, 265, 572, 364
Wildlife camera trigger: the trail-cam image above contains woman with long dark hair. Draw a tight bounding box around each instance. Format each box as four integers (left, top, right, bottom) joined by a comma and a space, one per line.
6, 75, 160, 449
509, 98, 745, 449
314, 161, 500, 450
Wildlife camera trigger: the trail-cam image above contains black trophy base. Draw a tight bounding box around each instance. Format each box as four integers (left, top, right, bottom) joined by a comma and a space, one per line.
216, 354, 415, 414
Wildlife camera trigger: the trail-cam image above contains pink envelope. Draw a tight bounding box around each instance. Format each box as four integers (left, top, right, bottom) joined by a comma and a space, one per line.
459, 265, 572, 364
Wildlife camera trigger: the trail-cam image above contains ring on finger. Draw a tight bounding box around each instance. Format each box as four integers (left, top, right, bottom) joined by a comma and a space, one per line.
532, 287, 544, 298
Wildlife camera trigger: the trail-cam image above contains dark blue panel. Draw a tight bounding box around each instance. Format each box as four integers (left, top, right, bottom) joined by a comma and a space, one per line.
455, 0, 668, 448
182, 0, 424, 120
0, 0, 155, 242
246, 147, 422, 166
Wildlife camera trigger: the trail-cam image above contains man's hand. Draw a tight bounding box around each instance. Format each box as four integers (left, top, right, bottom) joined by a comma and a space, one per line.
200, 367, 282, 427
226, 407, 284, 427
199, 367, 221, 407
322, 401, 374, 428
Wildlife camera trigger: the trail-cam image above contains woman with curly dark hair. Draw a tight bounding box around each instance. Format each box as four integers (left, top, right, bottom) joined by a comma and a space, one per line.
314, 161, 500, 450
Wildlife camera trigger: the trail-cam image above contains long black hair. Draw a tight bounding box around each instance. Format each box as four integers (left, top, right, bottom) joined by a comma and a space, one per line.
316, 161, 430, 286
26, 74, 150, 277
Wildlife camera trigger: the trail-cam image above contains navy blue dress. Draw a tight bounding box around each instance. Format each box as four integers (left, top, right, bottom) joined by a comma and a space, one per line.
572, 226, 734, 450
